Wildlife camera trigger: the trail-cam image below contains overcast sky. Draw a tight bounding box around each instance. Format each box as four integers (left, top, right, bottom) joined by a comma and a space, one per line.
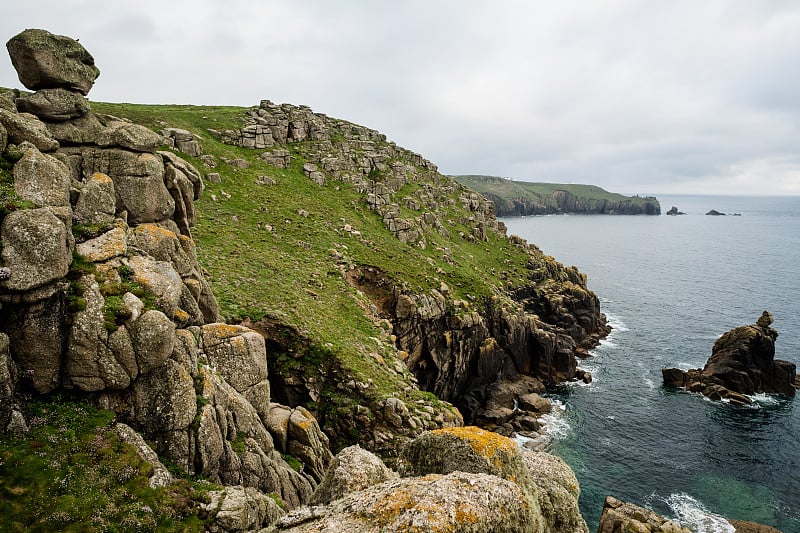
2, 1, 799, 196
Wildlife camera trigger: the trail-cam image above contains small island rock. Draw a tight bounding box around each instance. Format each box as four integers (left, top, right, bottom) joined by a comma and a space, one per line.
662, 311, 798, 404
666, 206, 686, 216
706, 209, 726, 216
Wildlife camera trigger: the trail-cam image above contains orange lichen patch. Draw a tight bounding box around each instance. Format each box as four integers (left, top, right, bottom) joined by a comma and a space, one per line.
433, 426, 516, 461
202, 323, 246, 340
134, 223, 179, 241
90, 172, 113, 184
454, 503, 479, 525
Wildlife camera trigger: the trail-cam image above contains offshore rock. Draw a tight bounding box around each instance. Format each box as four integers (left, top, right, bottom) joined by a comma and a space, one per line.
662, 312, 798, 403
6, 29, 100, 95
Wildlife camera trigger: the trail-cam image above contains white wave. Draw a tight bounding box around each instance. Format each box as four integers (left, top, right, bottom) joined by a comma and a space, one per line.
749, 393, 780, 406
605, 313, 629, 332
597, 338, 618, 349
644, 377, 655, 390
661, 493, 735, 533
537, 399, 571, 441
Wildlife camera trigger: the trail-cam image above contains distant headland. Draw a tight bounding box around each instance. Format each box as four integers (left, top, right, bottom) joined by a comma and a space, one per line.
451, 175, 661, 216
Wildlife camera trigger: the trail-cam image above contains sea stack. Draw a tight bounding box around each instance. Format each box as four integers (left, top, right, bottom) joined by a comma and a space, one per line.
662, 311, 799, 404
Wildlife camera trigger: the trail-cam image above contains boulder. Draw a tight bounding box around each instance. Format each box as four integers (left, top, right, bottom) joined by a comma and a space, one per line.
12, 141, 71, 207
65, 274, 129, 391
310, 444, 395, 505
78, 148, 175, 225
127, 358, 196, 433
126, 255, 183, 318
398, 426, 534, 493
0, 207, 71, 292
597, 496, 691, 533
271, 472, 543, 532
205, 486, 284, 533
6, 29, 100, 95
14, 88, 90, 121
74, 172, 116, 224
521, 449, 588, 533
0, 109, 59, 151
662, 312, 798, 401
128, 309, 176, 375
76, 226, 127, 262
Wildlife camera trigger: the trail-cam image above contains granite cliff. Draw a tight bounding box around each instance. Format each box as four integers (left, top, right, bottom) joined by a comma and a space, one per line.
453, 174, 661, 216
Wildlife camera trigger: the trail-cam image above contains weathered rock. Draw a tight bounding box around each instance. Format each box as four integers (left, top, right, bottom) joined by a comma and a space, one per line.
12, 141, 71, 207
0, 291, 64, 393
66, 274, 128, 391
0, 109, 59, 151
162, 127, 202, 156
0, 122, 6, 152
74, 172, 116, 224
0, 207, 71, 292
205, 486, 284, 533
15, 88, 90, 121
271, 472, 543, 533
284, 406, 333, 483
0, 333, 18, 430
114, 423, 174, 488
127, 358, 196, 433
521, 449, 588, 533
6, 29, 100, 95
662, 312, 797, 401
728, 519, 783, 533
129, 309, 176, 375
597, 496, 691, 533
127, 255, 183, 318
78, 148, 175, 224
310, 444, 395, 505
398, 426, 534, 494
76, 226, 127, 262
201, 323, 271, 419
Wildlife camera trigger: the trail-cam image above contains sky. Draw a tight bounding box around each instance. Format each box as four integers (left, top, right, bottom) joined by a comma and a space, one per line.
2, 1, 800, 196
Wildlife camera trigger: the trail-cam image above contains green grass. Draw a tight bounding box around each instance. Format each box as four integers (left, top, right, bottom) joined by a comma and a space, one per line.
0, 397, 216, 532
83, 102, 569, 409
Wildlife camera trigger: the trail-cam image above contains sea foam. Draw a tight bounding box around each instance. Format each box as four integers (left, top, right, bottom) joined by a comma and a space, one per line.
656, 493, 735, 533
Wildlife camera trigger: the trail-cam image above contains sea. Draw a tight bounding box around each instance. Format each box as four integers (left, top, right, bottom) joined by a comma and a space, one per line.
502, 194, 800, 533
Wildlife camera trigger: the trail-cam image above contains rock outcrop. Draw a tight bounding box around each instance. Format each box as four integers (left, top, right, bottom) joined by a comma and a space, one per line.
597, 496, 691, 533
0, 28, 333, 514
662, 312, 798, 404
214, 99, 609, 452
271, 427, 587, 532
666, 206, 686, 215
597, 496, 782, 533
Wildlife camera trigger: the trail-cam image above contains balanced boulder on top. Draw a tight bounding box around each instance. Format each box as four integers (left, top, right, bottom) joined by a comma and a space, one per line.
6, 29, 99, 95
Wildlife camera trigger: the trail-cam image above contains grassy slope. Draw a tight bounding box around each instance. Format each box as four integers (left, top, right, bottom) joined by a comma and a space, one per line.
453, 174, 653, 206
90, 101, 542, 402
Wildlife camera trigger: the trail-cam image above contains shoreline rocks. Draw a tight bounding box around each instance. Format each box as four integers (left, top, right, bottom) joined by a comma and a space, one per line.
662, 311, 799, 404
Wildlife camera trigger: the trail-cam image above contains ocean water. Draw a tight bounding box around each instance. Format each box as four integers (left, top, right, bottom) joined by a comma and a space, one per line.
502, 195, 800, 532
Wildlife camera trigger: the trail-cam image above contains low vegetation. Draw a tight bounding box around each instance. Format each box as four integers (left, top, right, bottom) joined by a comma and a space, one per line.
0, 397, 216, 532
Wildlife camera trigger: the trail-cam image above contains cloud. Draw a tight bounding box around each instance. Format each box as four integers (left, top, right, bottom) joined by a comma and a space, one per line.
2, 0, 799, 196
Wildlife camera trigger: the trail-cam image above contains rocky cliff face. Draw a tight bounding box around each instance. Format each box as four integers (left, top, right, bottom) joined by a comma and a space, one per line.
486, 189, 661, 216
0, 29, 332, 515
216, 102, 609, 443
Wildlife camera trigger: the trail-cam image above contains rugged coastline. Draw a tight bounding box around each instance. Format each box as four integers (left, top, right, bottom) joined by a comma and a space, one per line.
0, 28, 785, 532
453, 174, 661, 216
